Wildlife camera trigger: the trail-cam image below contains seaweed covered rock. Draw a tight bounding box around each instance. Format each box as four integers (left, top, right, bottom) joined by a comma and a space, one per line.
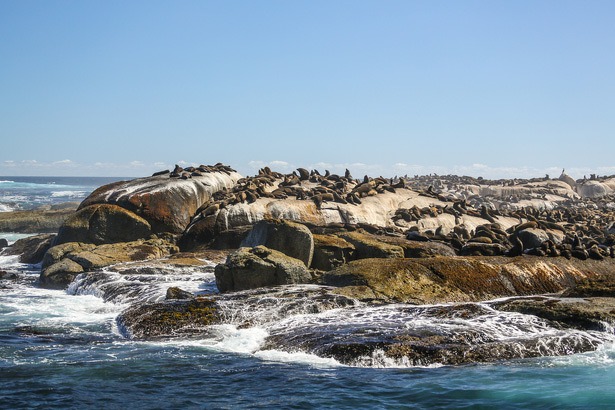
214, 246, 311, 292
241, 219, 314, 267
117, 297, 220, 339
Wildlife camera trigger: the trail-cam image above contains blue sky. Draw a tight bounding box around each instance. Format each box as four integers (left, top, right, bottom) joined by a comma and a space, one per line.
1, 1, 614, 178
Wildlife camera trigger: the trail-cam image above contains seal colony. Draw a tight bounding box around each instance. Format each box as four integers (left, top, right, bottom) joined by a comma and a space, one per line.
3, 162, 615, 366
166, 164, 615, 263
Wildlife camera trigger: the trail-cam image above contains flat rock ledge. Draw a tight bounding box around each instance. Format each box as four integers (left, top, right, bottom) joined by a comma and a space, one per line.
321, 256, 615, 304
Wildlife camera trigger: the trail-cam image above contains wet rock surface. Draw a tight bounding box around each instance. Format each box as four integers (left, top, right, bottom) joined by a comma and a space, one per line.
494, 296, 615, 332
261, 300, 612, 366
321, 256, 615, 304
117, 297, 220, 339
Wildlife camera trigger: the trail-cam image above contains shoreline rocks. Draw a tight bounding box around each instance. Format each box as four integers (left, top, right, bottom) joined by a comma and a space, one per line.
0, 203, 79, 233
39, 238, 179, 289
4, 164, 615, 366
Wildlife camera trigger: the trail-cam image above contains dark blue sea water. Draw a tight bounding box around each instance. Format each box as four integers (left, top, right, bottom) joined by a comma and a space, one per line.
1, 178, 615, 409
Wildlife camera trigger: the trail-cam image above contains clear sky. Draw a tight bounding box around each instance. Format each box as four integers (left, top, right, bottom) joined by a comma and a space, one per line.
1, 0, 614, 179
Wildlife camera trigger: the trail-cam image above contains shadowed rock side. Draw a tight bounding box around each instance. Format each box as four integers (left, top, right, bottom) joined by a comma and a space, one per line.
55, 204, 152, 245
240, 219, 314, 267
3, 234, 56, 264
214, 246, 311, 292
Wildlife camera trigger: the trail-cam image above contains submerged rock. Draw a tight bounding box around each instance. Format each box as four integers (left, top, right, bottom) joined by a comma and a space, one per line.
262, 301, 610, 367
494, 296, 615, 332
165, 286, 195, 300
214, 246, 312, 292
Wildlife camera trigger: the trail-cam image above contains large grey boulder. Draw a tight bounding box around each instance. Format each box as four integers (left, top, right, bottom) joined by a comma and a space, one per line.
214, 246, 312, 292
241, 219, 314, 267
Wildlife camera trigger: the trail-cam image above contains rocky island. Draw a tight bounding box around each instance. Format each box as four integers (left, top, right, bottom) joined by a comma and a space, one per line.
3, 163, 615, 366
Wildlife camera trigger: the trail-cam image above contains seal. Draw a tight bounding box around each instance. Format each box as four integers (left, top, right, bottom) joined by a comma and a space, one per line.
297, 168, 310, 181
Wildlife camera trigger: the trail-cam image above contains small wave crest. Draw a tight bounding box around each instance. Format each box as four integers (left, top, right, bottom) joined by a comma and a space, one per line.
0, 203, 15, 212
51, 190, 87, 198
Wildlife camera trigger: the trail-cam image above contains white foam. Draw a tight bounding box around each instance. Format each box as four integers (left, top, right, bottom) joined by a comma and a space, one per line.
547, 342, 615, 367
0, 254, 23, 267
208, 324, 269, 354
0, 203, 14, 212
1, 284, 121, 330
254, 349, 342, 367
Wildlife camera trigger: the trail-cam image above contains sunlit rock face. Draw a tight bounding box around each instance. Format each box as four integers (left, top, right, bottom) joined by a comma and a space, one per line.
57, 169, 241, 243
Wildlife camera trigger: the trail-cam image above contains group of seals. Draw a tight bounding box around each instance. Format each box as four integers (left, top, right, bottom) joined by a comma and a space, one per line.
397, 174, 615, 260
184, 166, 409, 233
171, 164, 614, 262
152, 163, 236, 180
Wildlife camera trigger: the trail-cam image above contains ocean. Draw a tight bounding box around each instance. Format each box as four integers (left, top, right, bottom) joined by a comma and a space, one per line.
1, 177, 615, 409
